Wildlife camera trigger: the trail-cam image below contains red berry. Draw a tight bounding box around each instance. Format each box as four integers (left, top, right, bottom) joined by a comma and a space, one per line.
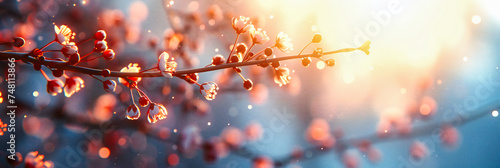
12, 37, 25, 48
103, 49, 115, 60
94, 30, 107, 41
243, 79, 253, 90
301, 57, 312, 67
325, 59, 335, 67
52, 69, 64, 77
212, 54, 225, 65
67, 53, 80, 65
229, 55, 240, 63
33, 63, 41, 71
264, 47, 273, 56
139, 96, 149, 107
236, 43, 247, 54
7, 152, 22, 166
94, 40, 108, 53
102, 69, 111, 77
257, 55, 269, 67
272, 61, 280, 68
312, 33, 322, 43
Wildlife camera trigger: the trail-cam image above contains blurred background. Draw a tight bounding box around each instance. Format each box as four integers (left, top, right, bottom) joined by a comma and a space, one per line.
1, 0, 500, 167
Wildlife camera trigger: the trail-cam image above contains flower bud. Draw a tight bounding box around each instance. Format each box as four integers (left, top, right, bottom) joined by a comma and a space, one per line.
94, 30, 107, 41
301, 57, 311, 67
94, 40, 108, 53
139, 96, 149, 107
325, 59, 335, 67
211, 54, 225, 65
126, 104, 141, 120
46, 79, 64, 96
103, 80, 117, 92
312, 33, 322, 43
243, 79, 253, 90
103, 49, 115, 60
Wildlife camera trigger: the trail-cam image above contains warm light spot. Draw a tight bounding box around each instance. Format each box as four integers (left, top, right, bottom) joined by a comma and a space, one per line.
215, 48, 219, 52
400, 88, 407, 94
492, 110, 498, 117
82, 0, 86, 5
207, 122, 211, 126
343, 73, 355, 84
311, 25, 318, 31
269, 15, 274, 19
168, 154, 179, 166
420, 104, 431, 116
173, 129, 177, 133
33, 91, 39, 97
472, 15, 481, 24
248, 105, 253, 109
24, 115, 26, 118
169, 0, 174, 5
384, 130, 388, 133
118, 138, 127, 146
316, 61, 325, 70
99, 147, 110, 158
208, 19, 215, 26
311, 127, 327, 141
463, 57, 468, 62
437, 80, 442, 85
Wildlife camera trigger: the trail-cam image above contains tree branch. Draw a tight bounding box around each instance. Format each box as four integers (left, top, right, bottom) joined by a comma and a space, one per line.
0, 48, 359, 78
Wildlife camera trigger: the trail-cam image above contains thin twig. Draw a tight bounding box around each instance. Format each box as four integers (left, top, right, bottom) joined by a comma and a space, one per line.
0, 47, 360, 78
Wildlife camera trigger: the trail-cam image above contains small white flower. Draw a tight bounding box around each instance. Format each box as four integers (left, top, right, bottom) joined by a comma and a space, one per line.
64, 77, 84, 97
118, 63, 141, 87
147, 103, 167, 123
199, 82, 219, 100
126, 104, 141, 120
179, 125, 203, 155
274, 67, 291, 87
275, 32, 293, 52
46, 79, 64, 96
249, 27, 269, 44
54, 25, 74, 45
158, 52, 177, 78
232, 16, 253, 34
61, 42, 78, 57
103, 80, 117, 92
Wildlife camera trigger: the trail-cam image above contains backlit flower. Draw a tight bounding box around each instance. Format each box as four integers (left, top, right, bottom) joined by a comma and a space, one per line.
232, 16, 253, 34
250, 27, 269, 44
103, 80, 116, 92
54, 25, 75, 45
147, 103, 167, 123
275, 32, 293, 52
61, 43, 78, 57
221, 127, 244, 148
25, 151, 54, 168
252, 156, 273, 168
158, 52, 177, 78
273, 67, 291, 86
118, 63, 141, 87
46, 79, 64, 96
199, 82, 219, 100
410, 141, 429, 160
126, 104, 140, 120
64, 77, 84, 97
179, 125, 203, 156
